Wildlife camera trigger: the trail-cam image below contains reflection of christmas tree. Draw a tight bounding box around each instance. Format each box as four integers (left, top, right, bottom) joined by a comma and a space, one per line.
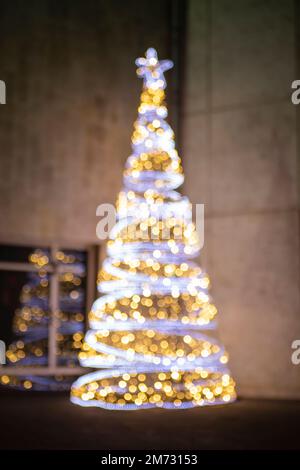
1, 249, 85, 391
71, 48, 236, 409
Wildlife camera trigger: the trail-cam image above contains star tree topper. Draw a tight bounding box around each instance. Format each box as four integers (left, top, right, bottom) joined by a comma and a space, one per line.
135, 48, 173, 90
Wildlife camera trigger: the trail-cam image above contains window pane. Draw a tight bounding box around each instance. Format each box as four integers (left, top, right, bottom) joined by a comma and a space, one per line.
0, 265, 50, 390
0, 245, 49, 264
57, 249, 86, 368
56, 248, 87, 267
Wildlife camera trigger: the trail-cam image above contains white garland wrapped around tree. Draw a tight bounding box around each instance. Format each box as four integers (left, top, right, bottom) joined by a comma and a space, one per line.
71, 48, 236, 410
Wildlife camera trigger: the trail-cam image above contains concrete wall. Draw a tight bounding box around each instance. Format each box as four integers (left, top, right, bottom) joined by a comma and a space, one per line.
0, 0, 171, 246
183, 0, 300, 398
1, 0, 299, 399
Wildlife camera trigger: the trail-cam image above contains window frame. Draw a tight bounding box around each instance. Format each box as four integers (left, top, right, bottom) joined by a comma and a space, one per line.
0, 241, 99, 377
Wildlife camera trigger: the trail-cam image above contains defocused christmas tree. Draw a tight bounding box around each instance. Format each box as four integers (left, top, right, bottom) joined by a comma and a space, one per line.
71, 48, 236, 409
1, 249, 85, 391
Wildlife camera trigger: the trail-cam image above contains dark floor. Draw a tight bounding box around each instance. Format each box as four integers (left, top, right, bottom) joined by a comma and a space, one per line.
0, 392, 299, 450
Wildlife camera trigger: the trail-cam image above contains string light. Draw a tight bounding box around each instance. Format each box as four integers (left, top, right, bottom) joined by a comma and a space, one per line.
71, 48, 236, 409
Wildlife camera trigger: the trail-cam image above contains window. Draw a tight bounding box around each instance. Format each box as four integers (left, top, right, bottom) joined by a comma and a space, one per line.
0, 244, 98, 390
